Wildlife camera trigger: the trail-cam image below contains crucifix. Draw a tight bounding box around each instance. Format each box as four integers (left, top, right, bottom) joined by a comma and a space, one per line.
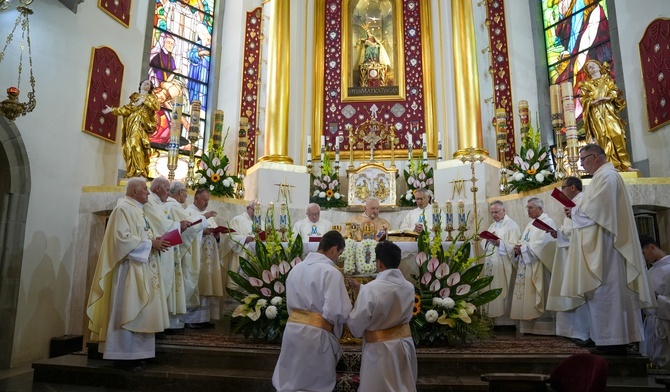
274, 178, 294, 204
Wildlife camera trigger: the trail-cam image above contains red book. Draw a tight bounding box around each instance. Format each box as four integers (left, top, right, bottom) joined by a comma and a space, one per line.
212, 226, 236, 234
551, 188, 576, 208
532, 219, 555, 233
479, 230, 500, 241
162, 229, 183, 246
308, 236, 322, 243
257, 231, 266, 242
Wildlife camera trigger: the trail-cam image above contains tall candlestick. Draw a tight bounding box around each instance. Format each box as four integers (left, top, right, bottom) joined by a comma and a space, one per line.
431, 202, 440, 227
167, 95, 183, 181
549, 85, 560, 116
212, 110, 224, 150
445, 200, 453, 226
518, 100, 530, 143
188, 100, 201, 143
458, 199, 466, 226
266, 201, 275, 228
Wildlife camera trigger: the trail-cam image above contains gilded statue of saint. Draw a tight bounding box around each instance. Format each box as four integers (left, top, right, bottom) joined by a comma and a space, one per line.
578, 60, 635, 171
103, 79, 159, 178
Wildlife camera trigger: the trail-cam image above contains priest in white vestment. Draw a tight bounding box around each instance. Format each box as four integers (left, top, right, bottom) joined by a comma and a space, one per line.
292, 203, 332, 239
347, 240, 417, 392
564, 144, 655, 355
272, 231, 352, 392
546, 177, 590, 342
400, 188, 441, 235
481, 200, 521, 326
86, 178, 172, 365
185, 188, 223, 327
511, 197, 557, 335
164, 181, 207, 330
143, 178, 188, 331
225, 200, 263, 288
345, 197, 392, 239
640, 234, 670, 367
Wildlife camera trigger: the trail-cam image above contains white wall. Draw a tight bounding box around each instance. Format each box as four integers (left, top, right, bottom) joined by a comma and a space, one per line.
1, 0, 149, 366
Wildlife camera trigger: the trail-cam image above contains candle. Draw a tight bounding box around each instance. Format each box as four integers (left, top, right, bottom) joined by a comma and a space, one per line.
422, 134, 427, 162
549, 85, 560, 116
408, 133, 412, 147
169, 95, 183, 139
335, 137, 340, 164
561, 82, 576, 126
445, 200, 453, 226
437, 132, 443, 160
320, 135, 325, 162
210, 109, 223, 149
279, 201, 287, 229
432, 202, 440, 227
458, 199, 466, 226
307, 144, 312, 166
266, 201, 275, 228
188, 100, 201, 143
253, 200, 262, 228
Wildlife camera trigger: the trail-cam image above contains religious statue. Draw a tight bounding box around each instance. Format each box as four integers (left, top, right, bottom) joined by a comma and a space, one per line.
578, 60, 634, 171
103, 79, 159, 178
356, 22, 392, 87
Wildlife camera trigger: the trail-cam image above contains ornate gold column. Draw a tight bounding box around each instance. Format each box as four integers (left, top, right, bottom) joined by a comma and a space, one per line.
451, 0, 487, 158
259, 0, 293, 164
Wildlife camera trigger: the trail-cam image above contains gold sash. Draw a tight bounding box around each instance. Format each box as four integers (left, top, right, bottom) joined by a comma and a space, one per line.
288, 309, 334, 333
364, 323, 411, 343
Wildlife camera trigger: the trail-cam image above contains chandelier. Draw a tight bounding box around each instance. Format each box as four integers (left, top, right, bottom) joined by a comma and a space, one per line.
0, 1, 36, 121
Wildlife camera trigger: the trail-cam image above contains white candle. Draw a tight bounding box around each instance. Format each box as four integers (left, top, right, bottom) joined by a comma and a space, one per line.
307, 144, 312, 165
320, 135, 325, 162
422, 134, 428, 161
437, 132, 443, 160
408, 133, 412, 147
335, 137, 340, 164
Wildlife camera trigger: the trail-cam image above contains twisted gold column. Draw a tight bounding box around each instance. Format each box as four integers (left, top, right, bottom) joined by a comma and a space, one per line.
452, 0, 487, 158
259, 0, 293, 164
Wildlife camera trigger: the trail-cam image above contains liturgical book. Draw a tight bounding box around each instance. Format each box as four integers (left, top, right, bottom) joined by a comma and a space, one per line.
551, 188, 576, 208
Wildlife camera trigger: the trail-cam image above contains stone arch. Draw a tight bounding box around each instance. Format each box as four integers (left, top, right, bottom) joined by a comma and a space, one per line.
0, 117, 31, 369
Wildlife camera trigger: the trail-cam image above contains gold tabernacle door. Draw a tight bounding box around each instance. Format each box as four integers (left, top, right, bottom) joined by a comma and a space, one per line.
347, 163, 397, 207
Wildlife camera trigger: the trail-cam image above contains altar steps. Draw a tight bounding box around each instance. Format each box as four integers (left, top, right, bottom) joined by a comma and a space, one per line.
31, 339, 662, 391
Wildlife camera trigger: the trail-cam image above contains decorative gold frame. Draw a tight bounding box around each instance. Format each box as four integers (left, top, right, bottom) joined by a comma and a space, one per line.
312, 1, 436, 161
340, 0, 405, 101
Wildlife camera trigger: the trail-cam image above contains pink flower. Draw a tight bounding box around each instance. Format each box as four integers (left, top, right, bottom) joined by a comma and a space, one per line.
421, 272, 432, 285
313, 179, 321, 187
329, 182, 335, 190
447, 273, 461, 286
279, 261, 291, 274
260, 287, 272, 297
419, 172, 426, 180
274, 281, 285, 294
321, 183, 327, 190
333, 180, 338, 187
426, 178, 434, 185
435, 263, 450, 279
427, 257, 439, 273
290, 256, 302, 267
415, 252, 427, 267
270, 264, 280, 279
439, 287, 451, 298
456, 284, 471, 295
408, 176, 415, 184
429, 279, 441, 292
262, 270, 274, 284
249, 277, 264, 287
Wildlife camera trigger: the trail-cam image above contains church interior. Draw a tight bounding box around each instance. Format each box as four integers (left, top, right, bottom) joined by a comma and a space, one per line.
2, 0, 670, 390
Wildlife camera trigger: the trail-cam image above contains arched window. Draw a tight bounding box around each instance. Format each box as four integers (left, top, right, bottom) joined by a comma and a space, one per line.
542, 0, 611, 124
147, 0, 215, 153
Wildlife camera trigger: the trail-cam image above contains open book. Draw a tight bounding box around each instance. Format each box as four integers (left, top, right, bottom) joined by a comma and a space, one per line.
532, 219, 555, 233
479, 230, 500, 241
211, 226, 236, 234
551, 188, 576, 208
387, 229, 420, 238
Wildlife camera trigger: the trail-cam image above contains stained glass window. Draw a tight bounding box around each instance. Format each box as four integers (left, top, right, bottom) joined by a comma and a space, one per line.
542, 0, 611, 123
148, 0, 214, 153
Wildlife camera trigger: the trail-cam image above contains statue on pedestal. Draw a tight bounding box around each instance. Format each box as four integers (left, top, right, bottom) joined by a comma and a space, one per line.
579, 60, 635, 172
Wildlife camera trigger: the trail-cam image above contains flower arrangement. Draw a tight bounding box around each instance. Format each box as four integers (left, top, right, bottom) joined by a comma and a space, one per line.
227, 209, 303, 342
341, 238, 377, 275
507, 116, 555, 193
193, 129, 241, 197
411, 226, 501, 345
310, 153, 346, 209
399, 158, 434, 207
